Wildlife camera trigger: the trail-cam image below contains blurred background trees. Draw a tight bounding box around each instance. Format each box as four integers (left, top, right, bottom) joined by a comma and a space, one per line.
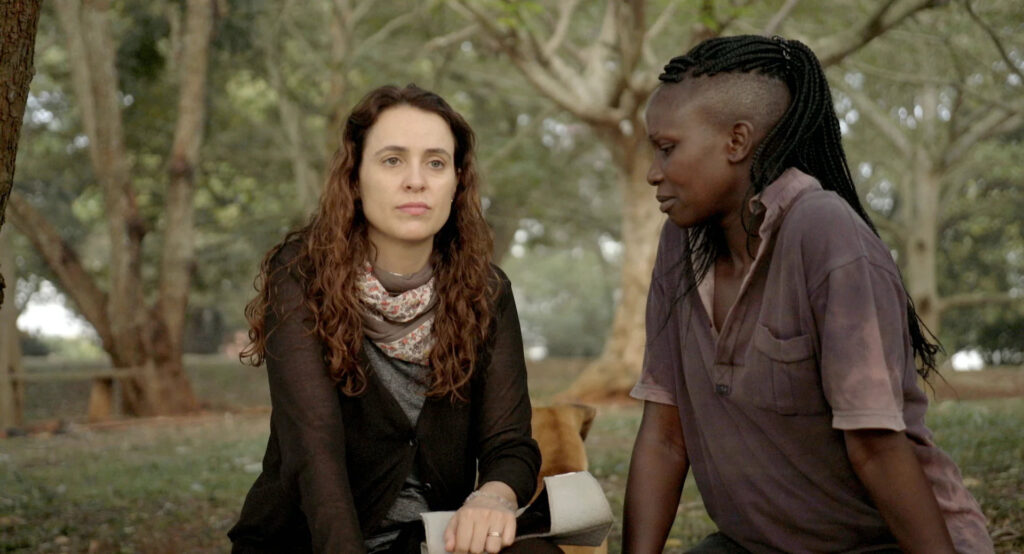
2, 0, 1021, 417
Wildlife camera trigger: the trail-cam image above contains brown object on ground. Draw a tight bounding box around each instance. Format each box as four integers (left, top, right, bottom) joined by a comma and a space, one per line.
531, 403, 607, 554
1, 418, 68, 439
927, 367, 1024, 402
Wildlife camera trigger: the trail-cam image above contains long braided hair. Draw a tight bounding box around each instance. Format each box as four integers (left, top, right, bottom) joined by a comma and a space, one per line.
658, 35, 940, 377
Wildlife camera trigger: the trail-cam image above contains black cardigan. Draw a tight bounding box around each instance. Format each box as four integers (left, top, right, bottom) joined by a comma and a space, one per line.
228, 247, 541, 553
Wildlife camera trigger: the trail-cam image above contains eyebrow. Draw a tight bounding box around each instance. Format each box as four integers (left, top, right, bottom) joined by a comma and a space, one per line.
373, 145, 453, 158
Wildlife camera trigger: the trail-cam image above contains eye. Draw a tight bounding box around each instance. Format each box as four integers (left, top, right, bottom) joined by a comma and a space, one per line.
658, 143, 675, 155
427, 159, 446, 170
382, 156, 401, 166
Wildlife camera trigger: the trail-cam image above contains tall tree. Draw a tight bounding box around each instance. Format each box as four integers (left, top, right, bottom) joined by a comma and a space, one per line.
447, 0, 949, 398
837, 0, 1024, 338
7, 0, 216, 418
0, 0, 43, 309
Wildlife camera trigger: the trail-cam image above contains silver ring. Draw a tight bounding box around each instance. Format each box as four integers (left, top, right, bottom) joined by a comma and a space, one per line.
487, 531, 502, 538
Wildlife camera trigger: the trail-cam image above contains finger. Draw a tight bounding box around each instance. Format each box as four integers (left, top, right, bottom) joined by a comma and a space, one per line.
484, 529, 504, 554
468, 517, 488, 554
502, 514, 516, 546
485, 511, 511, 553
455, 512, 476, 553
444, 514, 457, 552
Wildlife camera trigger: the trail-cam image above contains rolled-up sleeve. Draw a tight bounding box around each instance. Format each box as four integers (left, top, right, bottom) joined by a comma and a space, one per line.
630, 223, 683, 407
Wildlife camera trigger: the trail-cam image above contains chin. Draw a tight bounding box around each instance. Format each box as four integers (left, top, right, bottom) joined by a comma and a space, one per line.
667, 213, 696, 228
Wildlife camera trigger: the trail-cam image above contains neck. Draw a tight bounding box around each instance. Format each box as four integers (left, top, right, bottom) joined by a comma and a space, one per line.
368, 234, 433, 275
716, 207, 760, 274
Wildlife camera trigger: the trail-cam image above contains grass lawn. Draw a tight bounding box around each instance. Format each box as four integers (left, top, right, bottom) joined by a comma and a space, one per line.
1, 358, 1021, 552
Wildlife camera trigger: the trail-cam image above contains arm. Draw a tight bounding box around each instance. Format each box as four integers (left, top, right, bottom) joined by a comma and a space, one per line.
446, 275, 541, 553
623, 400, 689, 554
263, 250, 364, 552
845, 429, 955, 554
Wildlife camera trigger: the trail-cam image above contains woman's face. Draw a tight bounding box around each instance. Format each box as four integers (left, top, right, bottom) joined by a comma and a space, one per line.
644, 85, 745, 229
358, 105, 458, 264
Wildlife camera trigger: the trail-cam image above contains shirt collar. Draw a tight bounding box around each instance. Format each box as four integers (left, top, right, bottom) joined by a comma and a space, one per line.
749, 167, 822, 240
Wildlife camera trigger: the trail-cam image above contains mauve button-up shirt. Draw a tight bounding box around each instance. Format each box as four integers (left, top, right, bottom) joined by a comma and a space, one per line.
631, 169, 992, 553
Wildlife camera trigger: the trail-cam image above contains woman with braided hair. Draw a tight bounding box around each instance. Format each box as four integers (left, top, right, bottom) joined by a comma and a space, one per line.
623, 36, 991, 553
228, 85, 560, 554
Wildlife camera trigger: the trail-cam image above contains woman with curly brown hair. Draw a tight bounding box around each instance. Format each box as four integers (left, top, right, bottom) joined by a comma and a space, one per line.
228, 85, 556, 554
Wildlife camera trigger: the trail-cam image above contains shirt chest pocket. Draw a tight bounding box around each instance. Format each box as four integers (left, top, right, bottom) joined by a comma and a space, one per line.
745, 323, 828, 415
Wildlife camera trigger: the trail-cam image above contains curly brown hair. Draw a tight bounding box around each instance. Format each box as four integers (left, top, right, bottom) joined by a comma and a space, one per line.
241, 84, 496, 399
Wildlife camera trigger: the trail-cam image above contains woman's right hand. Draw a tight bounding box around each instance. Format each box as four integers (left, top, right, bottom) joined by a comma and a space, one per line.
444, 482, 517, 553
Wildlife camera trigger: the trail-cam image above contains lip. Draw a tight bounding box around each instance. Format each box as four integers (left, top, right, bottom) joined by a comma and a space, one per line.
656, 195, 677, 213
397, 202, 430, 215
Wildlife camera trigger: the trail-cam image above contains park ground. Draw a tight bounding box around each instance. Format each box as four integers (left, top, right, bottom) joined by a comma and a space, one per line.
1, 358, 1022, 553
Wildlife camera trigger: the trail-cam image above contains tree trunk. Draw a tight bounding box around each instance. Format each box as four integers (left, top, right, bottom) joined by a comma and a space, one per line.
0, 227, 24, 428
563, 131, 661, 400
904, 150, 941, 335
0, 0, 42, 309
34, 0, 214, 418
149, 0, 214, 415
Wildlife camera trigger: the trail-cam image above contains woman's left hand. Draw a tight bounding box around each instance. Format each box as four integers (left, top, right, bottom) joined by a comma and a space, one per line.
444, 481, 517, 553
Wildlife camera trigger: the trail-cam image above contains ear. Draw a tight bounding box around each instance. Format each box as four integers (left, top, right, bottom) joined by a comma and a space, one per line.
726, 120, 755, 164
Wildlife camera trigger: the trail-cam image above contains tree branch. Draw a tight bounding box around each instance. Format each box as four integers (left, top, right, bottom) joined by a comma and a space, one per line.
53, 0, 98, 167
815, 0, 945, 67
582, 0, 619, 88
450, 0, 619, 126
945, 108, 1023, 168
841, 86, 913, 157
158, 0, 215, 359
7, 193, 113, 349
939, 292, 1023, 313
351, 9, 418, 59
848, 60, 952, 86
544, 0, 580, 58
62, 0, 148, 366
642, 0, 680, 68
963, 0, 1024, 85
424, 23, 478, 51
763, 0, 801, 36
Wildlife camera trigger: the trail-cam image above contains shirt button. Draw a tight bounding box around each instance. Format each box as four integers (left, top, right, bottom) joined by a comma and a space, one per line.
715, 384, 730, 396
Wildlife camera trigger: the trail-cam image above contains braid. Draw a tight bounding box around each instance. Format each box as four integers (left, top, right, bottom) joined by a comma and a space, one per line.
659, 35, 940, 377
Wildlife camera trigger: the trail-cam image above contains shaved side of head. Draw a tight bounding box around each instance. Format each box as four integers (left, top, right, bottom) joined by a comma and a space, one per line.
654, 72, 791, 149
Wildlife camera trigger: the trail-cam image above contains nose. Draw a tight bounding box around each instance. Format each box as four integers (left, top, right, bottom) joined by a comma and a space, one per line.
646, 160, 663, 186
403, 164, 426, 192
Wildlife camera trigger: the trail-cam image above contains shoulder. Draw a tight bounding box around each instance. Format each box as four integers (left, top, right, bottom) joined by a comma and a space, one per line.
263, 236, 311, 289
268, 237, 305, 271
488, 262, 512, 289
657, 219, 688, 255
487, 263, 515, 307
780, 190, 899, 284
652, 220, 690, 291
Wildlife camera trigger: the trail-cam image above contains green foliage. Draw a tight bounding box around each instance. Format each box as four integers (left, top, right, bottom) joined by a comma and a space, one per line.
18, 331, 51, 357
19, 335, 105, 360
504, 245, 618, 357
12, 0, 1023, 366
833, 1, 1024, 361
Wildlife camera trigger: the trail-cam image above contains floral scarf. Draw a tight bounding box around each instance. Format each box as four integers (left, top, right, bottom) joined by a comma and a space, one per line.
356, 262, 437, 365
